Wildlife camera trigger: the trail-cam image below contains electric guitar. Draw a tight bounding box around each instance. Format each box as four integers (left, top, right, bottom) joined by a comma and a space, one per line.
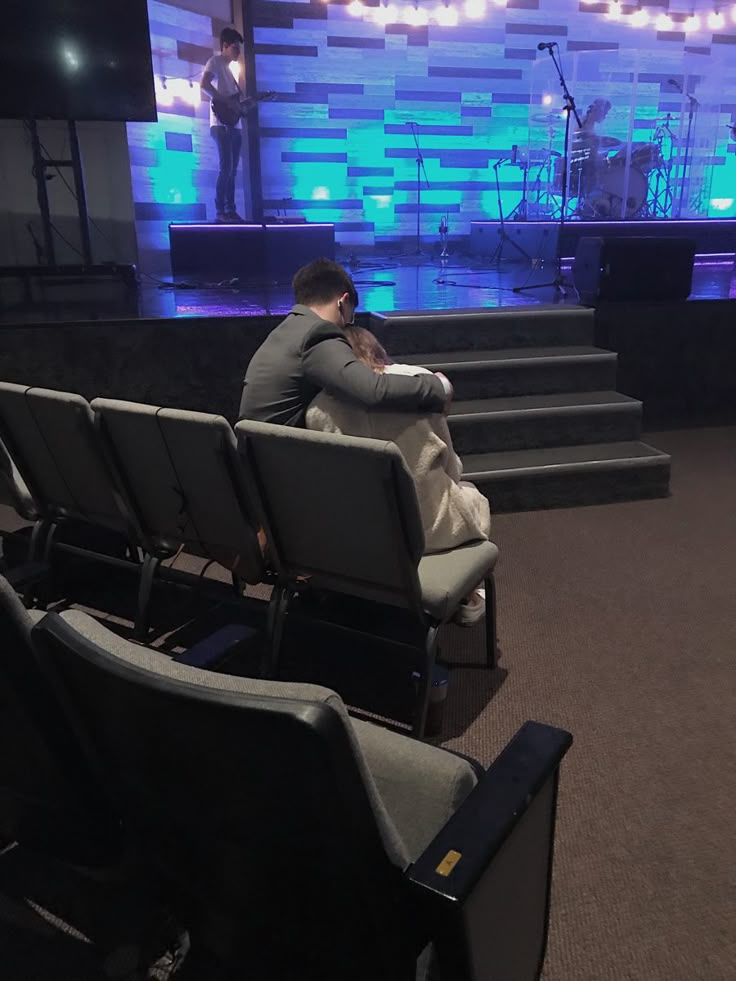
212, 90, 276, 127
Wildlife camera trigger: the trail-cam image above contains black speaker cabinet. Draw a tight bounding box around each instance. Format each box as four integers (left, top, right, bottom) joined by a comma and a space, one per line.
572, 236, 696, 304
169, 223, 335, 285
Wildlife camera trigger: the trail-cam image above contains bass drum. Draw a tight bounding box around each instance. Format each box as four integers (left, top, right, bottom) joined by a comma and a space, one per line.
584, 161, 647, 218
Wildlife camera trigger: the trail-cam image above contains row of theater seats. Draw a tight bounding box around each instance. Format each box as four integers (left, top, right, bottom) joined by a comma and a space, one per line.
0, 572, 572, 980
0, 381, 500, 737
0, 383, 575, 979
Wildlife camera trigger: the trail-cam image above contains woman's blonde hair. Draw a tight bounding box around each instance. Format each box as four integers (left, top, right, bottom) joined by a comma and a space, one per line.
343, 325, 392, 373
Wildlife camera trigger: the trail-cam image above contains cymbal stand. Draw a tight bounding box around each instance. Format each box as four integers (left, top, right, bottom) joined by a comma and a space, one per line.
489, 158, 532, 264
514, 45, 581, 296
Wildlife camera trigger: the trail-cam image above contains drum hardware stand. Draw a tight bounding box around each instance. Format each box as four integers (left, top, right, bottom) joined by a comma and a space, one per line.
514, 44, 581, 296
489, 158, 532, 265
530, 149, 561, 219
505, 149, 529, 221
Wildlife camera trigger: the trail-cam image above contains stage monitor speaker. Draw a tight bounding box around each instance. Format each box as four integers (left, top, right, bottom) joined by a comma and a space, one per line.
572, 236, 696, 304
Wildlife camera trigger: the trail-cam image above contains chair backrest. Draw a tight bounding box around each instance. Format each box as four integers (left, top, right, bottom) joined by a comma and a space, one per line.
92, 399, 264, 583
236, 420, 425, 610
32, 611, 427, 980
0, 383, 133, 535
0, 435, 38, 521
0, 575, 118, 864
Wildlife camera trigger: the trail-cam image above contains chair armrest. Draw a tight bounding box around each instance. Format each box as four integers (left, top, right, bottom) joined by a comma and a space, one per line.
405, 721, 573, 981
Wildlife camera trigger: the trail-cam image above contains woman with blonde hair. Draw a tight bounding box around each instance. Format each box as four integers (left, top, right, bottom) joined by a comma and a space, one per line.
306, 326, 491, 626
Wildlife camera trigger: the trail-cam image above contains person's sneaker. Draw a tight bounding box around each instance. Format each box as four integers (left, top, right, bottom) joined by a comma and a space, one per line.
452, 587, 485, 628
224, 211, 245, 223
215, 212, 229, 223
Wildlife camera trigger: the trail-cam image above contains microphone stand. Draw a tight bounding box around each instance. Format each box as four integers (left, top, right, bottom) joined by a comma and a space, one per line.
409, 121, 431, 257
676, 92, 698, 219
514, 44, 581, 296
489, 158, 532, 265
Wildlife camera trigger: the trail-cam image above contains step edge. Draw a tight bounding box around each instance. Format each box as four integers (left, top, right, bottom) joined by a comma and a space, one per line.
463, 452, 672, 480
449, 400, 643, 422
418, 351, 618, 370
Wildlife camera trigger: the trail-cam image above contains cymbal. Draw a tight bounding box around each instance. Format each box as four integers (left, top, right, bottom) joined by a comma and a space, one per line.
531, 112, 562, 125
598, 136, 623, 149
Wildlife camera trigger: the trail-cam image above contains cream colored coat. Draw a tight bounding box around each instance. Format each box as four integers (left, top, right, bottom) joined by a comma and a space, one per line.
306, 363, 491, 554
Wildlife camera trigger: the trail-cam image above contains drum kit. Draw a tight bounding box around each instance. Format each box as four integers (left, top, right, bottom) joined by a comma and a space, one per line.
521, 109, 677, 220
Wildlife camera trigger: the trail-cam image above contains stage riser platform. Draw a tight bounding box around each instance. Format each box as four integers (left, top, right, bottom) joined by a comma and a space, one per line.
469, 219, 736, 262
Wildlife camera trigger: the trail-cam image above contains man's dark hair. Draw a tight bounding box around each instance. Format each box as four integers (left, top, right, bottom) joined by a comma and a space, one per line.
292, 258, 359, 309
220, 27, 244, 48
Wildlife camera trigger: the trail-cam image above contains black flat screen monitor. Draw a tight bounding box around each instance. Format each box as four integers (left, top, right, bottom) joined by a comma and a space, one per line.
0, 0, 157, 121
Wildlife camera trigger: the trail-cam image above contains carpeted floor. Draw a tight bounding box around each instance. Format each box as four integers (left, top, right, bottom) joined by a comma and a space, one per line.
1, 425, 734, 980
446, 425, 736, 981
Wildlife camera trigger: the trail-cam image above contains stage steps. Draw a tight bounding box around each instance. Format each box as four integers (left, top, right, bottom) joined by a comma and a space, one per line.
400, 346, 618, 401
448, 391, 643, 455
369, 306, 671, 512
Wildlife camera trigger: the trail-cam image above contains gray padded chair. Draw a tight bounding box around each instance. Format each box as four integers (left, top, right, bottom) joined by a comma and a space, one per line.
32, 609, 572, 981
0, 575, 119, 864
0, 382, 141, 579
235, 420, 499, 737
91, 399, 266, 638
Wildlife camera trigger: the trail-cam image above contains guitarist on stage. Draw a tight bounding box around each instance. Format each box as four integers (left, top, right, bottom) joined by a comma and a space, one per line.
201, 27, 246, 223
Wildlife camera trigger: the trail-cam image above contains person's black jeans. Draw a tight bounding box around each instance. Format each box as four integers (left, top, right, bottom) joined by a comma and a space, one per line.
210, 124, 242, 215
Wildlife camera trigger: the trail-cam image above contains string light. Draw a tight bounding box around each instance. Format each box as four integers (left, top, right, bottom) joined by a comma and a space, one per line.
314, 0, 736, 31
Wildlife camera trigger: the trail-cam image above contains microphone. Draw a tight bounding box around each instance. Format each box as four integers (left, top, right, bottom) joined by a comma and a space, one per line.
537, 41, 557, 50
510, 143, 518, 165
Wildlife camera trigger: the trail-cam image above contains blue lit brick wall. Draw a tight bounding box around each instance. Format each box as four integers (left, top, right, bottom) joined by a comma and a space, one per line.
252, 0, 736, 246
128, 0, 736, 272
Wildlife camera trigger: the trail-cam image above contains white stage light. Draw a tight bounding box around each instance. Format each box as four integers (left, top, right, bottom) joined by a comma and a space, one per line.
708, 10, 724, 27
656, 12, 674, 28
684, 13, 701, 30
630, 8, 650, 26
434, 4, 460, 25
464, 0, 487, 18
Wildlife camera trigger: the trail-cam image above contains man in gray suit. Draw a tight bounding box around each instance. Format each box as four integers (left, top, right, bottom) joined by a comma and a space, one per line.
238, 258, 451, 426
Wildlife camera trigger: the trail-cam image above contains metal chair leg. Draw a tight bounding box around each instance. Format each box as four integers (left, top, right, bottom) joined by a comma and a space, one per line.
484, 572, 498, 669
413, 623, 440, 739
23, 519, 56, 608
262, 584, 290, 679
134, 553, 160, 641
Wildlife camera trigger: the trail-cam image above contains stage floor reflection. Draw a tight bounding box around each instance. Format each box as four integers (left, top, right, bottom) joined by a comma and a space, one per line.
144, 253, 736, 321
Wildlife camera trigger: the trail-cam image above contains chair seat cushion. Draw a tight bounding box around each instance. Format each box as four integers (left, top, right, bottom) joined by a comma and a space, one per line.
350, 717, 478, 861
418, 540, 499, 622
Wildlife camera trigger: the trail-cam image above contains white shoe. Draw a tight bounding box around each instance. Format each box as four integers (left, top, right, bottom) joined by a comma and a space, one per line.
452, 587, 486, 628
